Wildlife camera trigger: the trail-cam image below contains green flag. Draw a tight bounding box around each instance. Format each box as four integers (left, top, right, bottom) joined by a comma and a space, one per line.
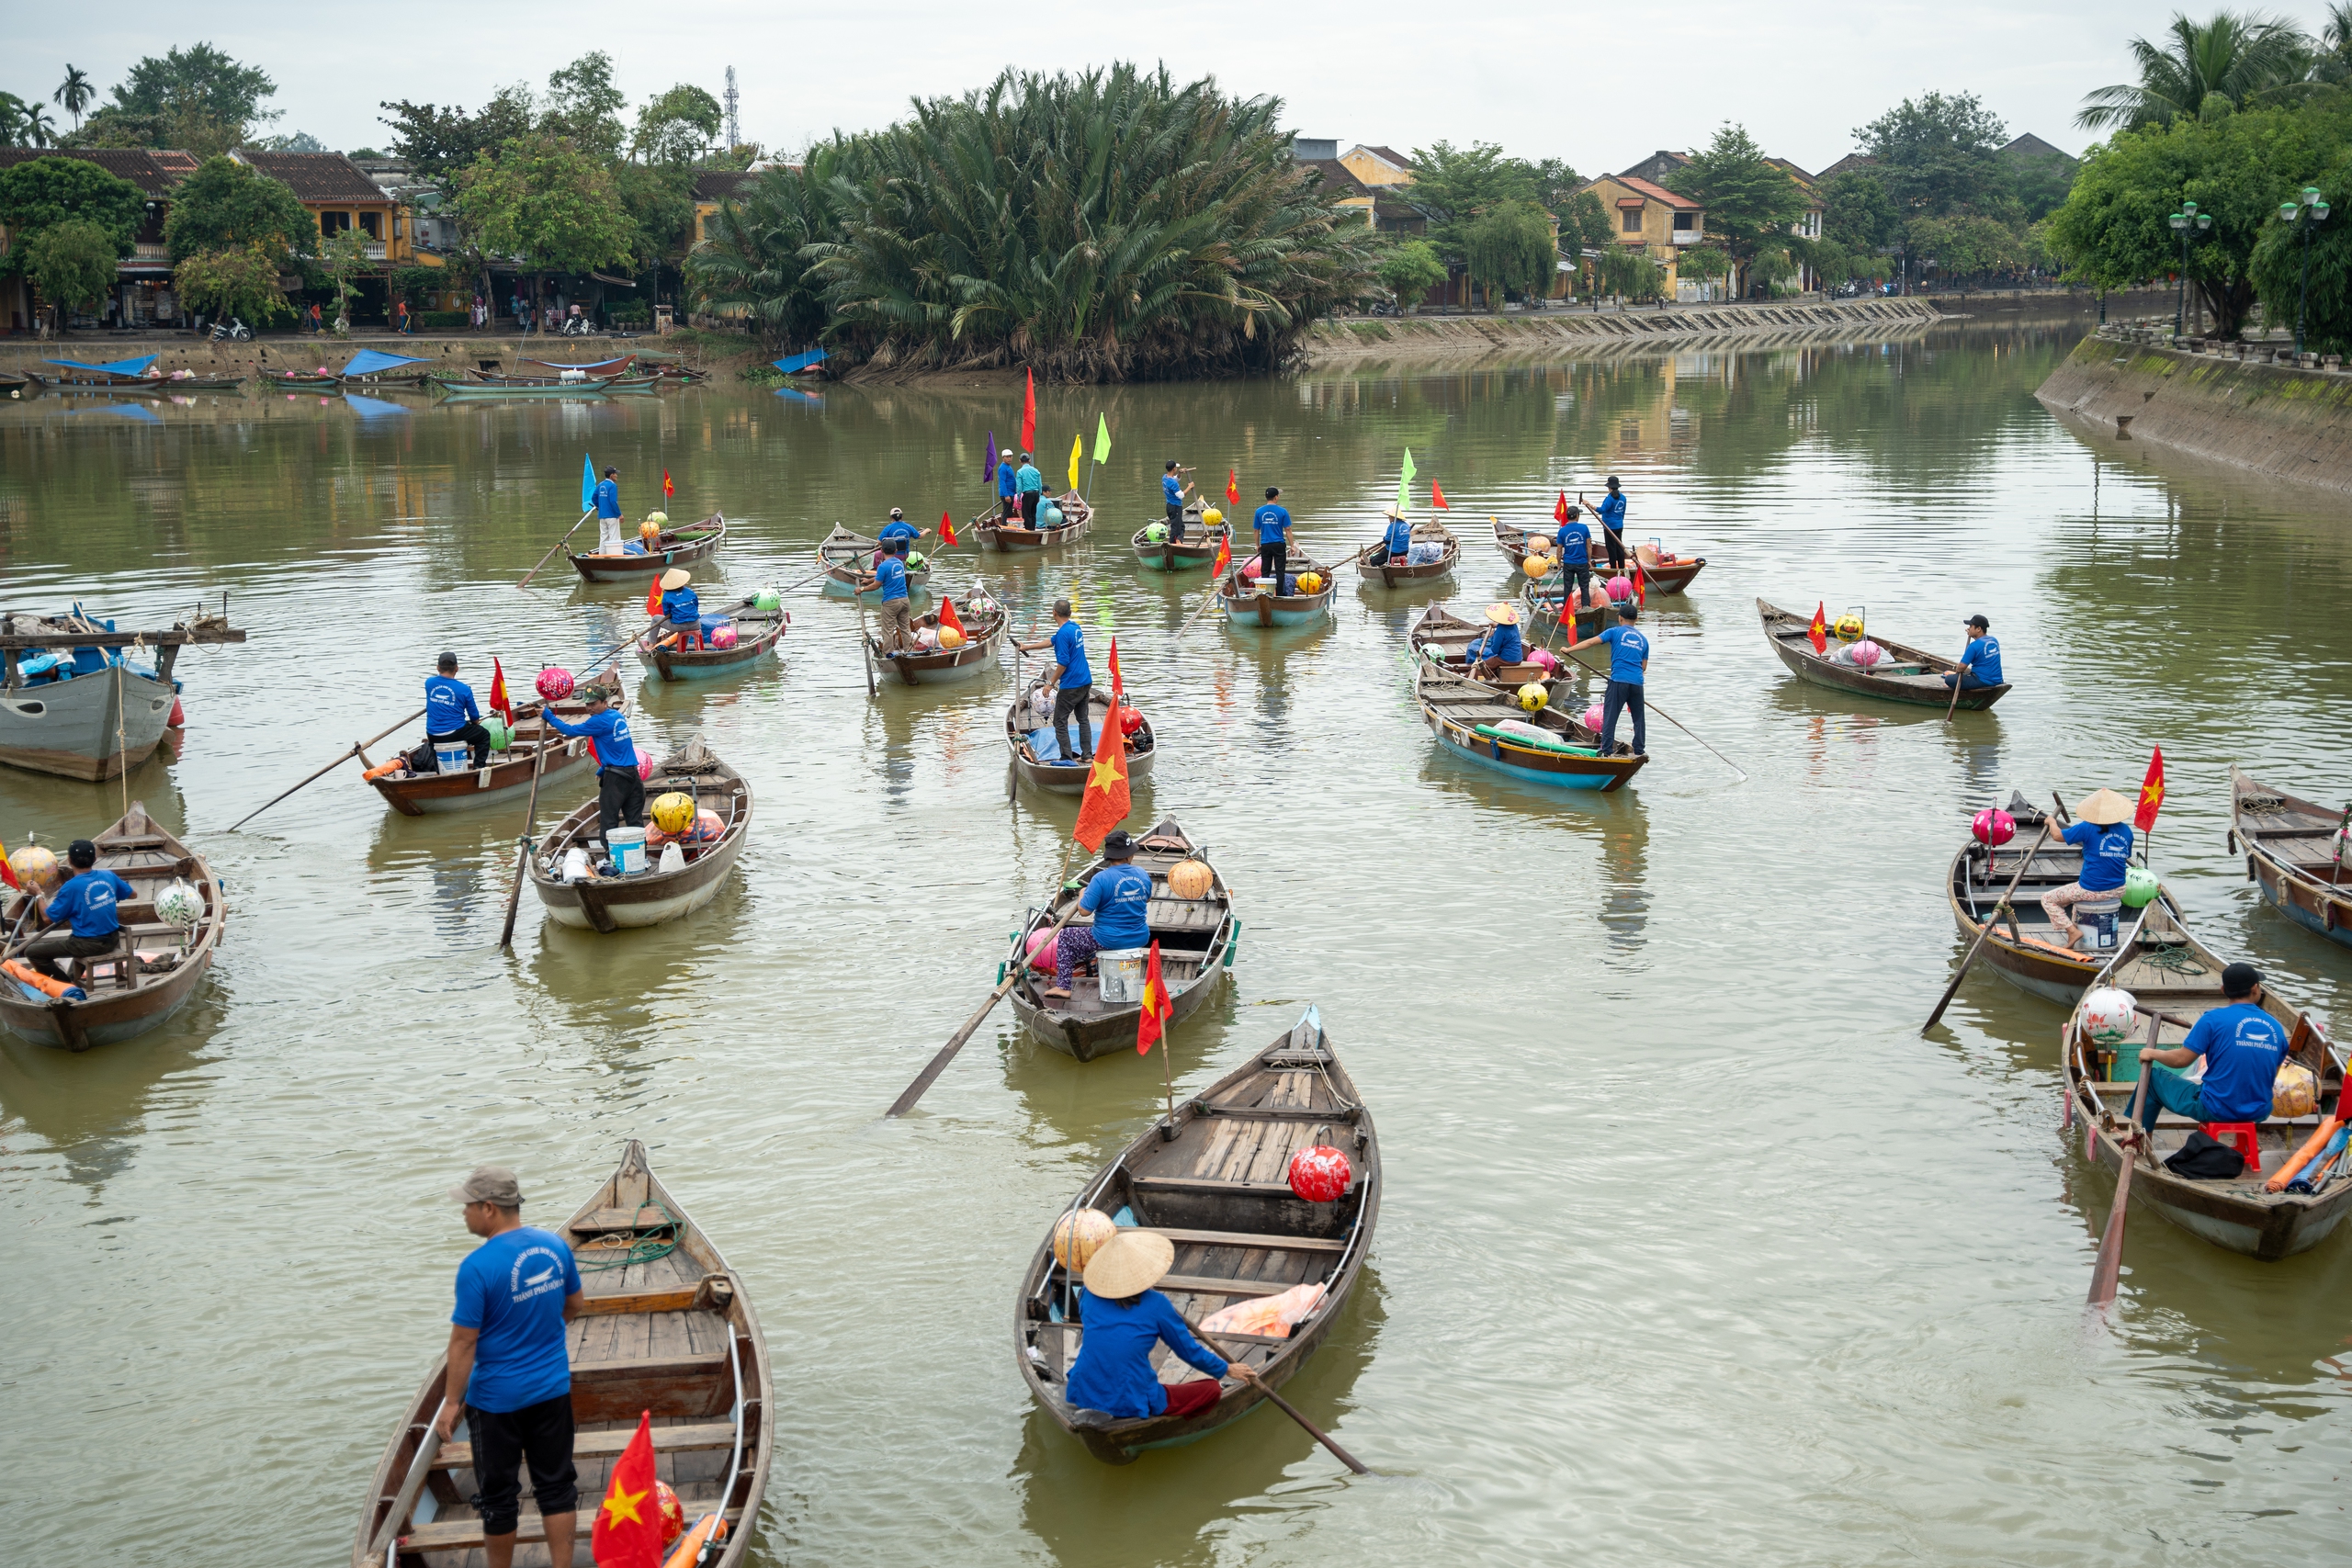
1093, 412, 1113, 463
1396, 447, 1417, 512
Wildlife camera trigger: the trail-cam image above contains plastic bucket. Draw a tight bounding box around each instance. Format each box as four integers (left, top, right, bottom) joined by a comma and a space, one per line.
434, 741, 472, 775
607, 826, 648, 875
1098, 947, 1149, 1004
2079, 897, 2122, 951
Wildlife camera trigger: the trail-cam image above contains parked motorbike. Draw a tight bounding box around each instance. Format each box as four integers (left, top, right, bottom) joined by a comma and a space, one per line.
560, 315, 594, 337
209, 318, 253, 342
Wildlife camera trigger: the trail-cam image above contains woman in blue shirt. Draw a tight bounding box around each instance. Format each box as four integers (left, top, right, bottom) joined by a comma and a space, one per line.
658, 568, 702, 648
1462, 602, 1524, 676
1161, 460, 1193, 540
1568, 601, 1650, 755
2041, 787, 2134, 948
1378, 507, 1414, 563
1063, 1229, 1261, 1422
1044, 829, 1151, 1001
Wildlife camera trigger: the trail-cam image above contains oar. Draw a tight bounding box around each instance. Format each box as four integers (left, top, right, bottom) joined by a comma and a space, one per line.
1922, 823, 2055, 1032
1187, 1320, 1374, 1475
229, 706, 427, 830
361, 1426, 445, 1563
517, 509, 594, 590
1941, 638, 1968, 723
496, 725, 554, 951
2088, 1026, 2159, 1309
856, 597, 878, 696
1548, 641, 1747, 783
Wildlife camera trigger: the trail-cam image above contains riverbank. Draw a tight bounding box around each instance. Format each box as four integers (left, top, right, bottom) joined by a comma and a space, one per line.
2033, 332, 2352, 494
1300, 297, 1943, 364
0, 331, 724, 378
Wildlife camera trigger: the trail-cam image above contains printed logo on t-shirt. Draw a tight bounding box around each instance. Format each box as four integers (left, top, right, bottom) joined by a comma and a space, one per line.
507, 1244, 570, 1305
608, 716, 632, 747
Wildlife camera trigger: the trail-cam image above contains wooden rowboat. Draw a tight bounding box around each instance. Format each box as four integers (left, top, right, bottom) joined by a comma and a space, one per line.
636, 601, 788, 683
2064, 900, 2351, 1260
1407, 604, 1566, 691
364, 688, 624, 817
1006, 817, 1232, 1060
864, 589, 1005, 686
350, 1139, 772, 1567
1411, 658, 1644, 791
815, 527, 937, 602
1492, 519, 1706, 593
1130, 508, 1223, 572
1946, 792, 2177, 1007
980, 493, 1092, 551
1217, 551, 1339, 629
0, 802, 224, 1052
2229, 767, 2352, 951
1758, 598, 2009, 711
567, 515, 727, 583
435, 374, 628, 400
1016, 1004, 1375, 1461
528, 742, 750, 932
1004, 672, 1157, 796
1355, 520, 1460, 589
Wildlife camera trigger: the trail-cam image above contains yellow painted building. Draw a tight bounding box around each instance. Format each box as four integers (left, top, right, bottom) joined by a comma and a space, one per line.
1577, 174, 1704, 296
1340, 144, 1414, 189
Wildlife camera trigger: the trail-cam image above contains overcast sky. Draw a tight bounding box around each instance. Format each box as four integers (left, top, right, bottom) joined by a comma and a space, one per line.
13, 2, 2348, 175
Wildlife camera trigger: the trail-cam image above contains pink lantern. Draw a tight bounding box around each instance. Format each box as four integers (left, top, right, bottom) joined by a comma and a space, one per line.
1526, 648, 1558, 672
707, 622, 740, 650
1286, 1145, 1351, 1202
1240, 558, 1263, 580
1606, 575, 1633, 602
1025, 928, 1058, 972
1851, 639, 1883, 668
636, 755, 656, 782
1973, 807, 2017, 848
536, 667, 575, 702
1582, 703, 1604, 732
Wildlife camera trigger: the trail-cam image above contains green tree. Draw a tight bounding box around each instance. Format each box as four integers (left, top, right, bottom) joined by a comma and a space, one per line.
1404, 140, 1538, 249
2010, 148, 2081, 220
377, 87, 536, 180
541, 53, 628, 160
687, 154, 842, 349
1824, 168, 1898, 248
53, 65, 95, 130
163, 155, 314, 262
634, 85, 722, 164
1597, 247, 1665, 300
457, 130, 636, 282
321, 228, 371, 331
1907, 214, 2033, 279
1374, 238, 1448, 309
2247, 148, 2352, 350
1678, 243, 1731, 297
2077, 10, 2314, 131
174, 242, 291, 325
1559, 187, 1613, 260
1460, 200, 1555, 306
21, 219, 118, 331
0, 155, 145, 274
107, 42, 277, 126
1857, 92, 2016, 219
1674, 122, 1808, 294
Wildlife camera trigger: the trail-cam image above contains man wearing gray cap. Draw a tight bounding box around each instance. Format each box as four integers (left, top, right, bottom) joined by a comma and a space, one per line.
434, 1165, 584, 1568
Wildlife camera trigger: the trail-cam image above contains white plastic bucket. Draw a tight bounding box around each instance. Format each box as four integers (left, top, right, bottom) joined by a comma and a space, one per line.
1098, 947, 1149, 1004
607, 827, 648, 874
434, 741, 472, 775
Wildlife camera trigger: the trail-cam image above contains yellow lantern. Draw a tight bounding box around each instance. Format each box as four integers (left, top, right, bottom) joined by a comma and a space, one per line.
1834, 613, 1866, 643
1517, 682, 1548, 713
1168, 859, 1215, 899
1523, 555, 1553, 578
1051, 1208, 1118, 1269
938, 626, 966, 649
1203, 507, 1223, 527
650, 792, 696, 834
1298, 572, 1325, 593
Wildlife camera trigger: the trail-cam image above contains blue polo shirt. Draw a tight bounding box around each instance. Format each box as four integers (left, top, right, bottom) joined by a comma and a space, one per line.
2063, 819, 2133, 893
1050, 620, 1091, 688
1063, 1286, 1227, 1419
543, 707, 639, 772
1384, 516, 1413, 556
874, 555, 910, 603
1080, 863, 1154, 949
1162, 474, 1183, 506
1596, 491, 1625, 533
1962, 635, 2003, 684
2181, 1002, 2291, 1122
425, 674, 480, 735
593, 479, 620, 519
451, 1226, 581, 1414
1016, 464, 1044, 496
1599, 624, 1648, 684
1253, 503, 1290, 543
661, 586, 700, 626
1555, 519, 1591, 565
998, 463, 1018, 501
1467, 623, 1523, 663
878, 519, 919, 544
45, 869, 135, 939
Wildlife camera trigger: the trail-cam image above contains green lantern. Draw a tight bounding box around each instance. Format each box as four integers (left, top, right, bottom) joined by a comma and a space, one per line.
2121, 865, 2159, 908
482, 715, 514, 752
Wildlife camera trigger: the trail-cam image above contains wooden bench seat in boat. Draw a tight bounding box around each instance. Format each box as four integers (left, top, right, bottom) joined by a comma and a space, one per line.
434, 1420, 737, 1470
1137, 1226, 1347, 1252
401, 1506, 742, 1552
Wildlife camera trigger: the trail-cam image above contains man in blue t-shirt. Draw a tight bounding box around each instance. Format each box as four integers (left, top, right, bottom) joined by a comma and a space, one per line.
1554, 504, 1595, 609
1252, 487, 1292, 590
1046, 829, 1154, 1000
1014, 598, 1095, 762
876, 508, 920, 551
1569, 601, 1651, 755
425, 651, 492, 769
541, 685, 643, 840
1015, 453, 1045, 525
1161, 460, 1194, 540
861, 537, 915, 653
2133, 963, 2292, 1135
592, 465, 623, 554
1943, 613, 2004, 692
996, 449, 1020, 522
24, 839, 136, 982
1585, 477, 1628, 570
2042, 787, 2135, 948
434, 1164, 584, 1568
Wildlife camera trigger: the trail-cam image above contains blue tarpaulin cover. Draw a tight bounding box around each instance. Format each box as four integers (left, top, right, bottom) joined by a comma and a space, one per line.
772, 348, 829, 374
44, 355, 159, 376
340, 350, 430, 378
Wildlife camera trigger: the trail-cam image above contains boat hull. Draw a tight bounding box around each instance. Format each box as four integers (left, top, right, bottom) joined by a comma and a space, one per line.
527, 744, 750, 932
639, 611, 787, 682
536, 848, 740, 929
2252, 860, 2352, 950
371, 743, 599, 815
1429, 721, 1624, 790
1129, 526, 1221, 571
1758, 598, 2009, 711
568, 519, 725, 581
0, 664, 176, 781
2231, 768, 2352, 951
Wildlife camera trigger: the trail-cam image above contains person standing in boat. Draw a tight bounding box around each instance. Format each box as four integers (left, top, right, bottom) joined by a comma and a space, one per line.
434, 1164, 585, 1568
1569, 600, 1649, 756
1252, 487, 1292, 590
1064, 1229, 1260, 1421
1553, 503, 1594, 612
539, 685, 643, 841
859, 536, 916, 655
1045, 829, 1151, 1001
2133, 962, 2290, 1136
658, 569, 701, 649
2041, 787, 2134, 949
1463, 602, 1524, 678
1162, 460, 1194, 542
996, 447, 1020, 523
592, 465, 624, 555
1013, 598, 1095, 764
425, 651, 493, 770
21, 840, 132, 983
1015, 452, 1046, 525
1942, 615, 2003, 694
1583, 477, 1628, 572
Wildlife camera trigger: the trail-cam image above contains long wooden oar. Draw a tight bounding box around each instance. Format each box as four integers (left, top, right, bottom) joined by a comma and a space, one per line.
1922, 823, 2055, 1032
1189, 1320, 1374, 1475
2088, 1030, 2158, 1309
229, 706, 426, 831
496, 727, 554, 951
517, 509, 594, 590
1941, 638, 1969, 723
361, 1427, 445, 1562
1548, 641, 1747, 782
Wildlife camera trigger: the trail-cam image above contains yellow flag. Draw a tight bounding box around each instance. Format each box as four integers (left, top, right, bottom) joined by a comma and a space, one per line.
1068, 433, 1082, 492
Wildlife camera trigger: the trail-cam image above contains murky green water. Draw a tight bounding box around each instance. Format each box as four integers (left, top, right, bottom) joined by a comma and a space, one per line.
3, 321, 2349, 1566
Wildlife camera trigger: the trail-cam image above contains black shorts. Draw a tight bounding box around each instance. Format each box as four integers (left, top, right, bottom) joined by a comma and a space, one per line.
466, 1393, 577, 1537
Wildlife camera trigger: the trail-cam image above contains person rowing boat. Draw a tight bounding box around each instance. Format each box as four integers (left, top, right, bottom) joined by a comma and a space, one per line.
1063, 1229, 1263, 1423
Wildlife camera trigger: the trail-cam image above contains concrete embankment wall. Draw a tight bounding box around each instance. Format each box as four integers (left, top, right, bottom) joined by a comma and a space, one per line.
1301, 297, 1944, 364
2034, 335, 2352, 494
0, 333, 707, 377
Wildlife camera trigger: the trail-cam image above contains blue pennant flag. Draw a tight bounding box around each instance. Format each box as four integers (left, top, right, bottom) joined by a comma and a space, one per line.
581, 453, 594, 512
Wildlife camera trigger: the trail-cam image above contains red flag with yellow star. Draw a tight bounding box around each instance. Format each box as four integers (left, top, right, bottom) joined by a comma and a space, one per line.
1211, 532, 1231, 579
0, 834, 19, 892
591, 1411, 663, 1568
487, 659, 514, 723
1107, 636, 1122, 701
1136, 939, 1173, 1055
1070, 706, 1130, 853
1807, 601, 1828, 655
1225, 468, 1239, 508
939, 508, 957, 548
643, 573, 663, 618
2135, 746, 2165, 832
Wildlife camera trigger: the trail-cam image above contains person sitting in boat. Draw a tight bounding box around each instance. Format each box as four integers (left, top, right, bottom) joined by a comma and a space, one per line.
22, 840, 133, 983
539, 685, 643, 841
1065, 1229, 1260, 1421
658, 569, 701, 649
1162, 460, 1194, 541
592, 465, 623, 555
2041, 787, 2134, 948
1462, 603, 1524, 678
1046, 829, 1153, 1000
1942, 614, 2003, 692
425, 651, 492, 770
876, 508, 920, 560
1376, 506, 1413, 565
2132, 962, 2290, 1138
997, 448, 1020, 522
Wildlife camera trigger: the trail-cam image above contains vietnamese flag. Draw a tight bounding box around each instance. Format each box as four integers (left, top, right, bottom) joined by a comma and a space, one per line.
1430, 481, 1449, 510
488, 658, 514, 721
591, 1412, 664, 1568
938, 596, 966, 639
0, 835, 19, 892
1136, 939, 1174, 1055
2136, 746, 2165, 832
1021, 368, 1036, 454
939, 508, 957, 548
1807, 601, 1828, 655
1225, 468, 1239, 507
1634, 566, 1645, 608
1071, 707, 1131, 852
662, 469, 674, 503
644, 574, 663, 617
1107, 636, 1122, 701
1211, 532, 1231, 579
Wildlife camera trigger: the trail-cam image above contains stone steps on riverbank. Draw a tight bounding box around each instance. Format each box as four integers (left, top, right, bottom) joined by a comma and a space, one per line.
2034, 333, 2352, 493
1302, 298, 1944, 362
0, 333, 711, 377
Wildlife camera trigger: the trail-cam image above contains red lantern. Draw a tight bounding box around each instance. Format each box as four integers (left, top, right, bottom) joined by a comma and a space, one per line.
1117, 703, 1144, 737
1972, 807, 2016, 848
1286, 1145, 1351, 1202
654, 1480, 685, 1546
536, 667, 575, 702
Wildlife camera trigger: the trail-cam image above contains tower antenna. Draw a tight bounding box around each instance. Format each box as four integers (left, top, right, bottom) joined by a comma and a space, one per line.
724, 66, 741, 152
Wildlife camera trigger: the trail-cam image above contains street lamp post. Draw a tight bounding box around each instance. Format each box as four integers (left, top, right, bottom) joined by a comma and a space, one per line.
2278, 186, 2331, 355
2167, 200, 2211, 338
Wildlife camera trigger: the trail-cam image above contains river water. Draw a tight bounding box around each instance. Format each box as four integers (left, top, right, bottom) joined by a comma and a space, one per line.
3, 321, 2349, 1567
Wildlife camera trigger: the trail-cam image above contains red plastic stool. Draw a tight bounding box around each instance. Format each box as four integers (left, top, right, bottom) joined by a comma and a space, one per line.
2202, 1122, 2260, 1169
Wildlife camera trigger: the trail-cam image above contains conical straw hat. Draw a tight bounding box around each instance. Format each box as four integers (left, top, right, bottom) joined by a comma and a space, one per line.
1081, 1230, 1174, 1298
2075, 787, 2132, 826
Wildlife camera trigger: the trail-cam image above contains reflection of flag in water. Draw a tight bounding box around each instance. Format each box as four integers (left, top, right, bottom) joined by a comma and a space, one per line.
1136, 939, 1173, 1055
1807, 602, 1827, 655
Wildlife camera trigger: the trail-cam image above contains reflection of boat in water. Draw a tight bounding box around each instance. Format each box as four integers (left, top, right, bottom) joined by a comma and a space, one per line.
1, 607, 244, 781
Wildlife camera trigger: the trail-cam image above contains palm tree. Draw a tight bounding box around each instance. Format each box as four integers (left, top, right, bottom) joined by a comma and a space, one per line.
0, 92, 28, 148
53, 65, 94, 130
2075, 9, 2313, 131
19, 102, 56, 147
